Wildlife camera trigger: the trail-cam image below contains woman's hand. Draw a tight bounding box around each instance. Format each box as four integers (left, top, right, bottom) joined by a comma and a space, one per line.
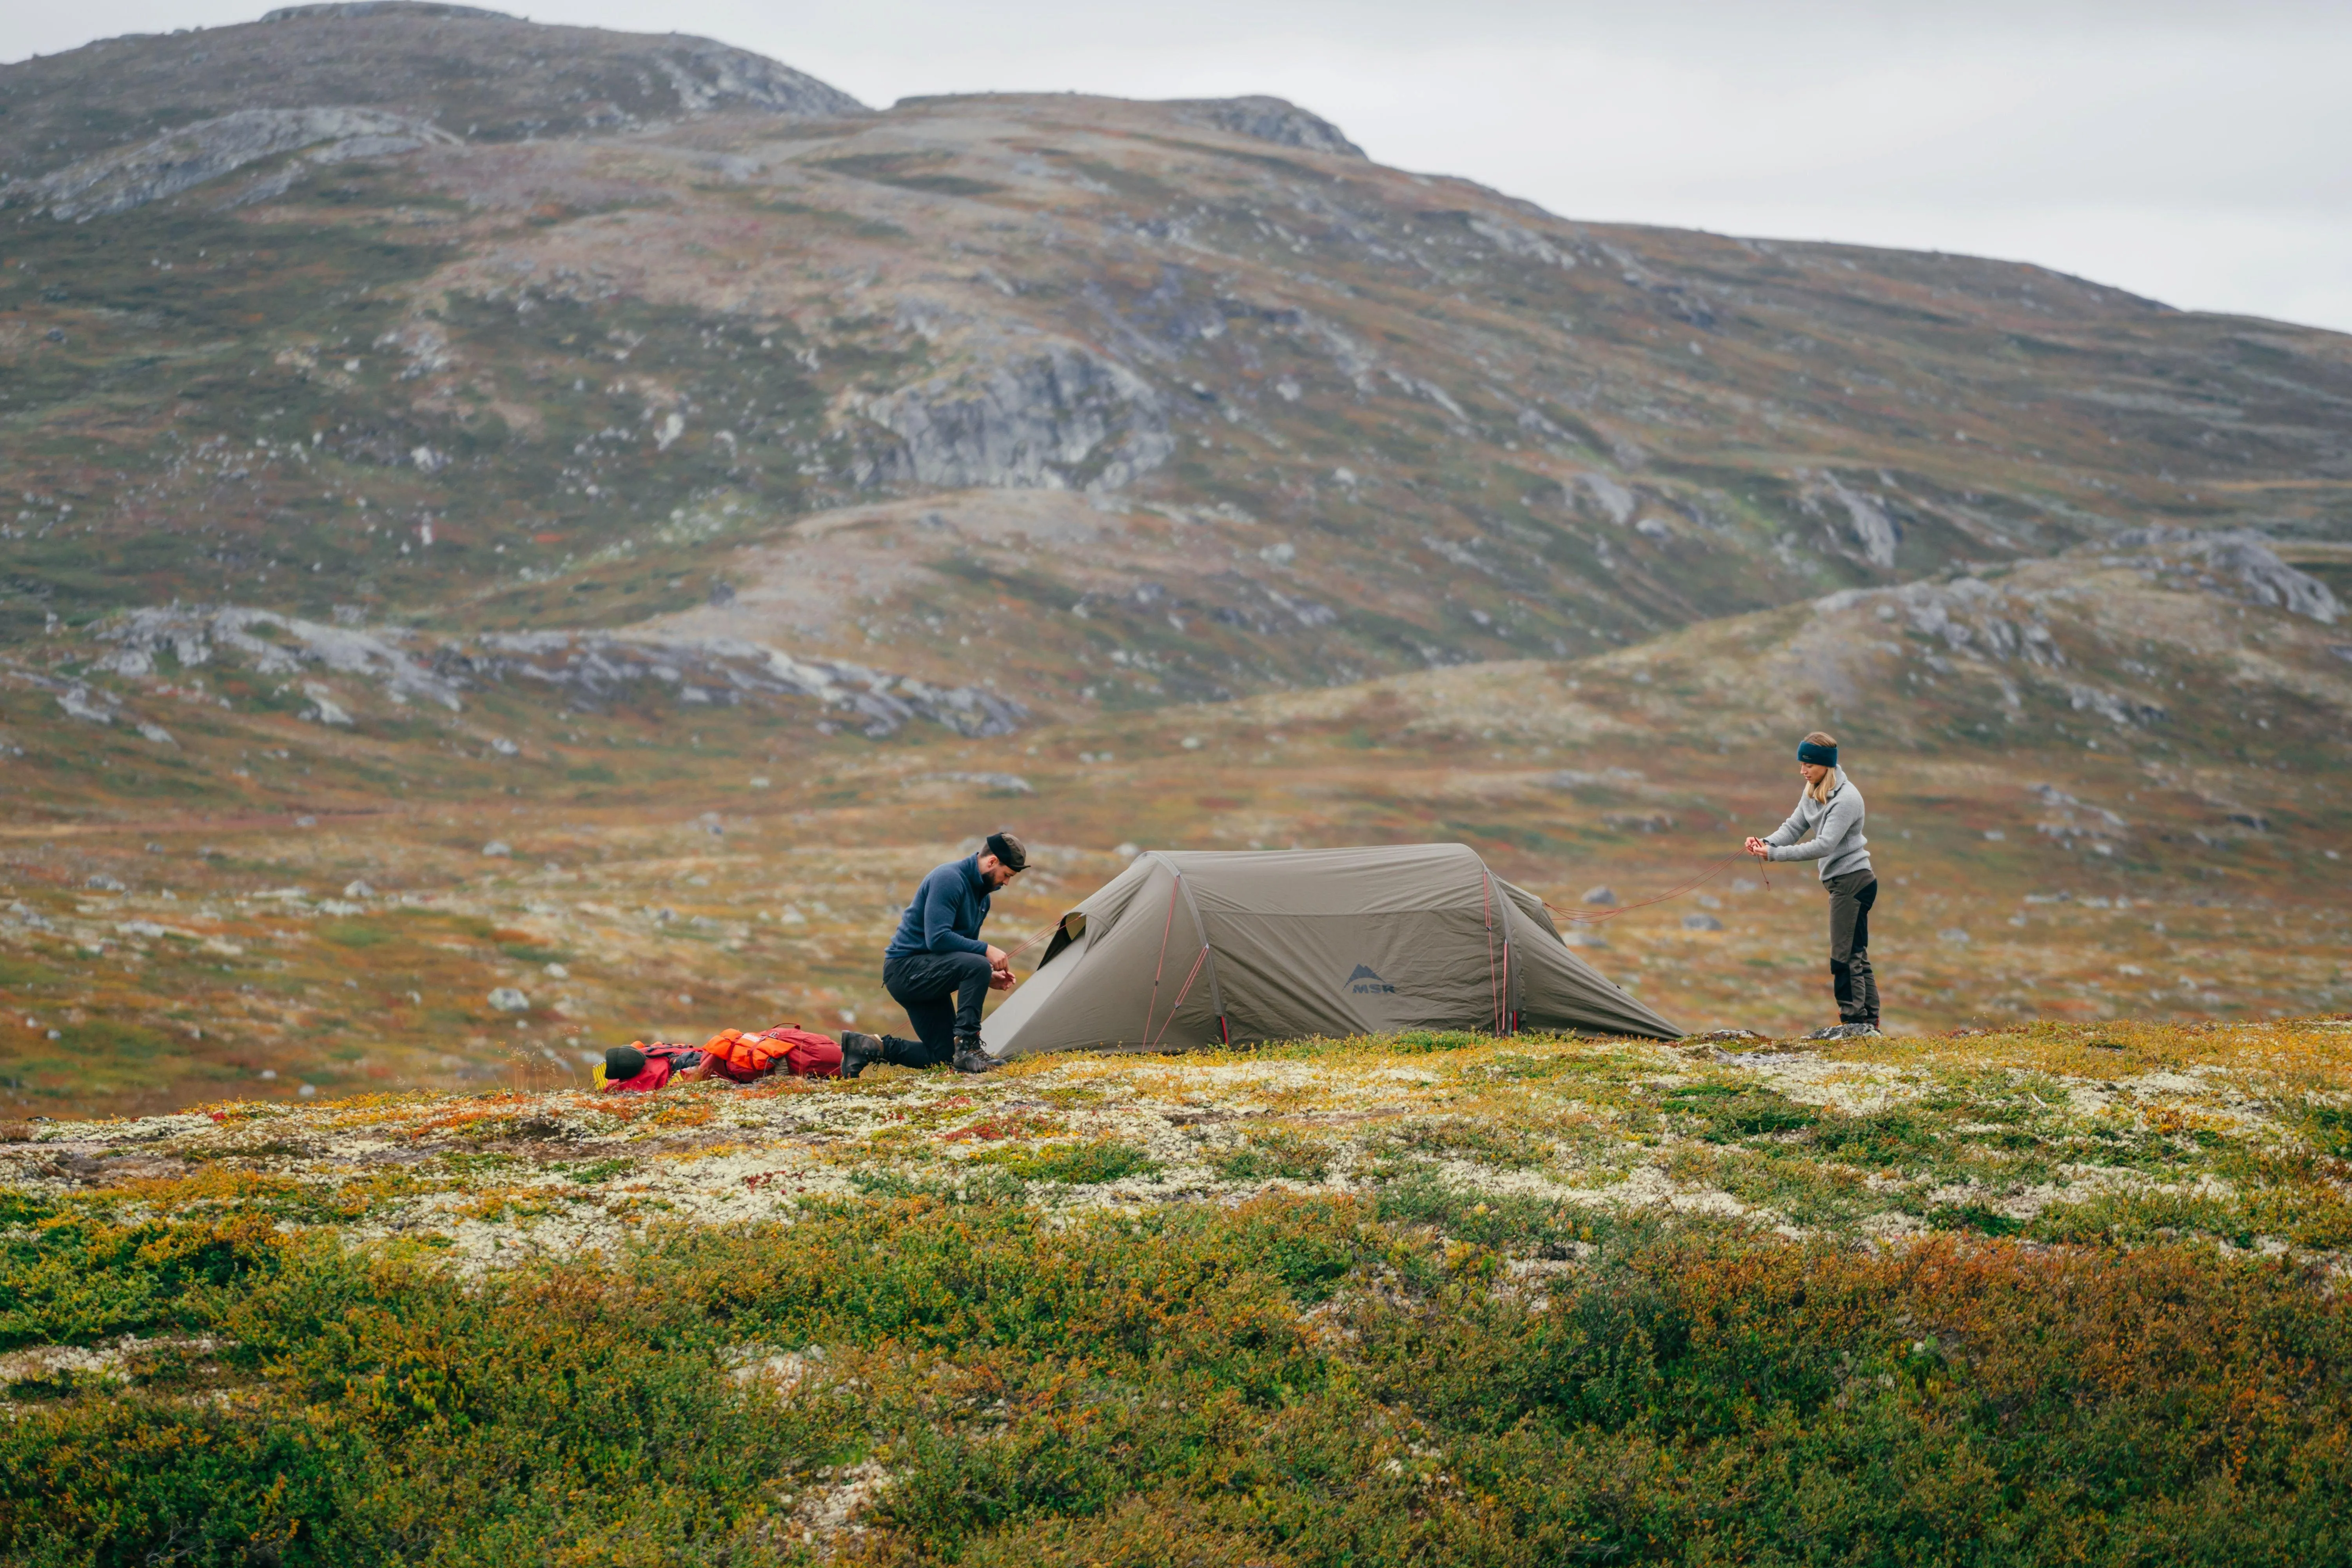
1744, 836, 1770, 859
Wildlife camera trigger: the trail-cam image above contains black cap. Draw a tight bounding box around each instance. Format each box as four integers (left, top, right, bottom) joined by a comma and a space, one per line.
604, 1045, 647, 1081
984, 830, 1028, 872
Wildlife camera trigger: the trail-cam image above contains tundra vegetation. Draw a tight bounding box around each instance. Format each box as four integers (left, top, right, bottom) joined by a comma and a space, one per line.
6, 1019, 2352, 1562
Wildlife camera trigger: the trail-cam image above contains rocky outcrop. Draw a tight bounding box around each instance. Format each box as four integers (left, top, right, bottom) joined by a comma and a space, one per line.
1843, 575, 2065, 666
468, 633, 1027, 737
1816, 474, 1901, 570
858, 341, 1172, 492
95, 605, 465, 707
636, 38, 864, 119
86, 606, 1024, 738
1170, 96, 1365, 158
2112, 528, 2341, 623
24, 107, 454, 218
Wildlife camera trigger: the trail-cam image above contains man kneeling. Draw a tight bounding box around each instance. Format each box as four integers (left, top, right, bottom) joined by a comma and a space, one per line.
843, 830, 1026, 1077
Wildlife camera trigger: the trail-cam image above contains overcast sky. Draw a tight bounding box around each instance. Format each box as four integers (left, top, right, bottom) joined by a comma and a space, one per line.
10, 0, 2349, 333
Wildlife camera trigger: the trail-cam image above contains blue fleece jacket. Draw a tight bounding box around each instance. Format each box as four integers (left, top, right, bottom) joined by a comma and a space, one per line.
884, 855, 992, 960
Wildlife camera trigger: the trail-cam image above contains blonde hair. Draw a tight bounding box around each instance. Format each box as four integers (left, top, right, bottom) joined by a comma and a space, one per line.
1802, 730, 1842, 804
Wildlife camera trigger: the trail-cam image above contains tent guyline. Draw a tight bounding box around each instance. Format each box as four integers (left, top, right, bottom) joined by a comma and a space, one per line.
977, 844, 1680, 1061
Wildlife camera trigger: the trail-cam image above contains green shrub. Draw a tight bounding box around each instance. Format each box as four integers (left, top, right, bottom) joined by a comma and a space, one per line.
1393, 1030, 1489, 1054
976, 1140, 1163, 1185
6, 1196, 2352, 1565
1210, 1128, 1333, 1183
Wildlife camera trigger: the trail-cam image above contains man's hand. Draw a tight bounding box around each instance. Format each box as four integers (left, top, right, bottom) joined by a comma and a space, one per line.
989, 968, 1017, 992
1744, 836, 1771, 859
985, 944, 1008, 968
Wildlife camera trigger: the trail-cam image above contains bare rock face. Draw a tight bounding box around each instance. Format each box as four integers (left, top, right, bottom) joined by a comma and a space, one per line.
28, 107, 455, 219
858, 342, 1173, 492
1169, 96, 1365, 158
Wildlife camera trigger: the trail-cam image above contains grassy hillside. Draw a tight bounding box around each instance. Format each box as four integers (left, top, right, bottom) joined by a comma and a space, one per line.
4, 523, 2345, 1121
5, 1019, 2351, 1562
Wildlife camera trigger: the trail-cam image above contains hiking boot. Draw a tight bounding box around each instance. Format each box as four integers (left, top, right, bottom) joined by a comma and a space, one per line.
951, 1036, 996, 1075
1806, 1022, 1882, 1041
839, 1031, 883, 1080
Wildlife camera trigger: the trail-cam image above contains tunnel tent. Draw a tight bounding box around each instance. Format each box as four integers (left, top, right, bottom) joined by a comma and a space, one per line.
979, 843, 1678, 1060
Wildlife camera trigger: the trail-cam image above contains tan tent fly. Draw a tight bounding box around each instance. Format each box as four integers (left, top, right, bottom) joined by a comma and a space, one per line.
979, 844, 1679, 1059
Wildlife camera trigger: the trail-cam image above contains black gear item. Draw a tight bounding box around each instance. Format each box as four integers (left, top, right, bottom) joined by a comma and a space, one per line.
838, 1031, 883, 1080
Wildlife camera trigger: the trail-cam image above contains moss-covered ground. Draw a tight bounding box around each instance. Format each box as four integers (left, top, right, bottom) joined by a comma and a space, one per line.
5, 1019, 2350, 1563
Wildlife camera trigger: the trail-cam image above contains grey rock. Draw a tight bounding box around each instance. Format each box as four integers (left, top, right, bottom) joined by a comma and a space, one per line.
1806, 1022, 1882, 1040
1581, 886, 1617, 906
1467, 216, 1576, 269
466, 631, 1029, 739
57, 685, 114, 725
95, 606, 463, 710
27, 107, 457, 220
481, 840, 512, 857
486, 986, 529, 1013
2062, 681, 2168, 728
2112, 528, 2341, 623
1802, 472, 1900, 569
1680, 913, 1724, 931
88, 605, 1025, 739
860, 340, 1171, 492
1168, 96, 1364, 158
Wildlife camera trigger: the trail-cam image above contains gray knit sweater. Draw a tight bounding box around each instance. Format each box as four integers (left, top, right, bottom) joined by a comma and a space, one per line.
1763, 775, 1873, 882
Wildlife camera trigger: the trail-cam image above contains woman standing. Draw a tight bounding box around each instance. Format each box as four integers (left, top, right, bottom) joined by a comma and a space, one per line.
1745, 731, 1880, 1036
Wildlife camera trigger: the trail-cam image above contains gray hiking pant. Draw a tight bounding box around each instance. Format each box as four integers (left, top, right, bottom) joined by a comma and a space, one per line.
1824, 869, 1880, 1025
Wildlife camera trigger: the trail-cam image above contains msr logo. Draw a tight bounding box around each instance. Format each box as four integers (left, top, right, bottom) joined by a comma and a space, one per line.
1345, 963, 1396, 996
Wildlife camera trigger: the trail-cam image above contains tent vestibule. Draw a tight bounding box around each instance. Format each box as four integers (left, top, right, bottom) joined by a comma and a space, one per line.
980, 844, 1677, 1060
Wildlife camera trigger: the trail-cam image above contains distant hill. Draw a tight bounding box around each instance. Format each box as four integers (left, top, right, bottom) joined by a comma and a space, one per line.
0, 2, 863, 179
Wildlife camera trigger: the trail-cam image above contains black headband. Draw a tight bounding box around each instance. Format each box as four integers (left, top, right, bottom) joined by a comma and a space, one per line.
1797, 740, 1838, 768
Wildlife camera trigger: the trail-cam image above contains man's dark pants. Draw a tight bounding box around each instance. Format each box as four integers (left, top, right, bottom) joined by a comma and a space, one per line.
880, 950, 994, 1065
1825, 870, 1880, 1025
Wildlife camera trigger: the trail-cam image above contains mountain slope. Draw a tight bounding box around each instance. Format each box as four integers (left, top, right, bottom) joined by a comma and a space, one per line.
4, 4, 2350, 718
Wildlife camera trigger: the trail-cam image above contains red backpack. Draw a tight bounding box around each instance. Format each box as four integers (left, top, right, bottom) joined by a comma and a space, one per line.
699, 1025, 843, 1082
601, 1025, 843, 1093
